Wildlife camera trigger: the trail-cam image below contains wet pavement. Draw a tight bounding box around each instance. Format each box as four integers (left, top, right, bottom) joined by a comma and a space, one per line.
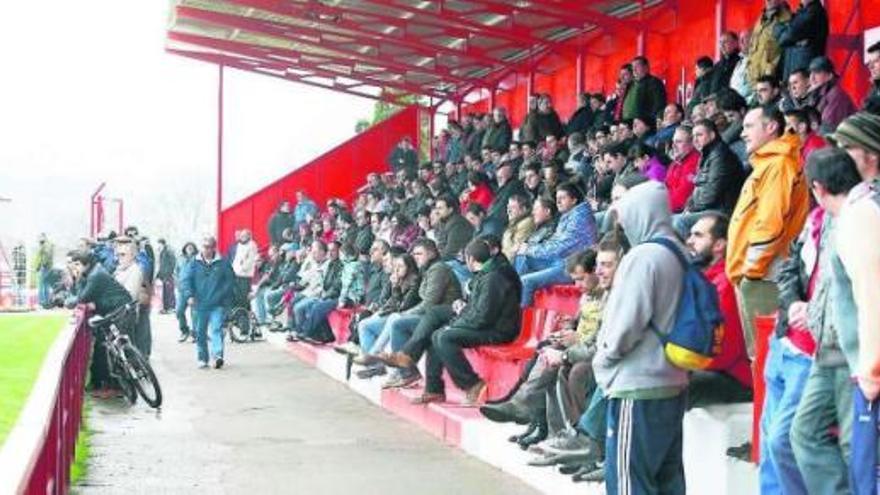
73, 313, 538, 495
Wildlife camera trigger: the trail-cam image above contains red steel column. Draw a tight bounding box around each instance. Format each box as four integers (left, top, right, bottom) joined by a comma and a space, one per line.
576, 49, 585, 95
217, 64, 224, 240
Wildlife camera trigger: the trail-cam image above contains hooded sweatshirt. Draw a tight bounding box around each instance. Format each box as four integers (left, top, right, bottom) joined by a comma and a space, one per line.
593, 182, 689, 399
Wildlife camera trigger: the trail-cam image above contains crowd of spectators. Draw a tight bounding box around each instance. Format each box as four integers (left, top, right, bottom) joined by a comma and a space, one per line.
207, 4, 880, 491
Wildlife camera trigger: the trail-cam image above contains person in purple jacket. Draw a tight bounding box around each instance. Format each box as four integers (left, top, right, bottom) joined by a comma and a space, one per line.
513, 181, 597, 307
628, 142, 667, 182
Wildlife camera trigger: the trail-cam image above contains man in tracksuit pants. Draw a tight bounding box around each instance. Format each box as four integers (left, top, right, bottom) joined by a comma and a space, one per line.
593, 181, 689, 494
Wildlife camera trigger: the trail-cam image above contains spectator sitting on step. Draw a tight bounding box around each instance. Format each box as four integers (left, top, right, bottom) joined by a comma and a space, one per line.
283, 240, 328, 339
408, 237, 522, 407
353, 251, 422, 380
515, 182, 596, 307
288, 241, 342, 342
298, 242, 368, 345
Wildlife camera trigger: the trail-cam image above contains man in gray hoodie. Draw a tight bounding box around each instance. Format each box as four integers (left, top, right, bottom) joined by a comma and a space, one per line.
593, 181, 689, 494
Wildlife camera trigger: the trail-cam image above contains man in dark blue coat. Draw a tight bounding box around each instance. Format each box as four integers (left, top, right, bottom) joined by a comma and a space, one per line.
181, 236, 235, 369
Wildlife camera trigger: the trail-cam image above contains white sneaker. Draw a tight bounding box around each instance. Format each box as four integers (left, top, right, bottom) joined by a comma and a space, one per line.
197, 360, 209, 369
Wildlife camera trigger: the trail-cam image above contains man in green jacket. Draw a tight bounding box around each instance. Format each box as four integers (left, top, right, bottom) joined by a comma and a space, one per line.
623, 56, 667, 120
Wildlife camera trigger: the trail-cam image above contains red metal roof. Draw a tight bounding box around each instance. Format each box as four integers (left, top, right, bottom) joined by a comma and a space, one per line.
165, 0, 666, 105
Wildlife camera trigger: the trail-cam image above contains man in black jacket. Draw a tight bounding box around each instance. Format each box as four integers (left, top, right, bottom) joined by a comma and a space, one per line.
674, 119, 746, 237
483, 107, 513, 152
484, 160, 525, 235
69, 249, 134, 395
712, 31, 742, 93
387, 137, 418, 175
774, 0, 828, 83
267, 201, 294, 247
411, 238, 522, 406
623, 56, 667, 120
155, 238, 177, 313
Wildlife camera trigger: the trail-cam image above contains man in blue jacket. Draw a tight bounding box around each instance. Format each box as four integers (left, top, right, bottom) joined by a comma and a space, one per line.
182, 236, 235, 369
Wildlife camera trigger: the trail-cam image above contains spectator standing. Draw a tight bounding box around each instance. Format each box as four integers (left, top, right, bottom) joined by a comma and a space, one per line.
690, 56, 716, 113
156, 238, 176, 314
566, 93, 593, 136
790, 148, 863, 495
182, 236, 236, 369
592, 181, 688, 495
730, 30, 754, 102
387, 136, 418, 175
231, 229, 259, 308
747, 0, 791, 86
34, 233, 54, 307
268, 200, 295, 247
831, 112, 880, 494
863, 41, 880, 114
175, 242, 198, 342
712, 31, 742, 92
727, 105, 810, 360
535, 94, 565, 142
774, 0, 828, 83
483, 107, 513, 152
484, 160, 525, 235
519, 95, 540, 144
808, 56, 857, 134
623, 56, 667, 120
293, 190, 318, 231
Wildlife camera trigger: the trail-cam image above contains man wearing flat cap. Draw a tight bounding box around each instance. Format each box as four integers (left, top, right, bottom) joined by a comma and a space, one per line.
808, 55, 857, 134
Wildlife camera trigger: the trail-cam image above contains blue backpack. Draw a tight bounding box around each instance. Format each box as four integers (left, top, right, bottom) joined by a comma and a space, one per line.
647, 237, 725, 370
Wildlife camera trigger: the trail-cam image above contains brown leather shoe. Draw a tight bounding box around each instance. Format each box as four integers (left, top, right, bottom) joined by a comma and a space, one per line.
463, 380, 487, 407
377, 351, 414, 369
411, 392, 446, 405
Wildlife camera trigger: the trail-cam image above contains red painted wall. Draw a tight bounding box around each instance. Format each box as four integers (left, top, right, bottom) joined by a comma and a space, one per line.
460, 0, 875, 129
218, 106, 419, 252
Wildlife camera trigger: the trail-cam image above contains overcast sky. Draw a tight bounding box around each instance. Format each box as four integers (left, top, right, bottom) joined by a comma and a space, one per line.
0, 1, 374, 253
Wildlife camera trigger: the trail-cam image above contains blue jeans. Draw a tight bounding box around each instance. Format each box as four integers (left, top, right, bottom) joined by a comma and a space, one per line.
292, 297, 319, 332
193, 307, 225, 363
851, 384, 880, 495
251, 286, 269, 324
38, 267, 51, 306
265, 287, 287, 315
514, 256, 571, 307
760, 337, 812, 495
357, 314, 389, 353
175, 289, 193, 332
302, 298, 337, 340
578, 386, 608, 441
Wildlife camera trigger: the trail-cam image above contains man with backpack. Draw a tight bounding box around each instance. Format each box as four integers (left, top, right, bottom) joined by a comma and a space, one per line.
593, 181, 689, 494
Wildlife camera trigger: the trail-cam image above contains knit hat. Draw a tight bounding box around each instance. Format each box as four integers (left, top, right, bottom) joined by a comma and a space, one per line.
808, 55, 836, 75
832, 112, 880, 156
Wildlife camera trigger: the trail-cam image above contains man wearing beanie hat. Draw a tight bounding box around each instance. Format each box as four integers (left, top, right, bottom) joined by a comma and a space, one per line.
833, 112, 880, 184
830, 111, 880, 494
808, 55, 857, 134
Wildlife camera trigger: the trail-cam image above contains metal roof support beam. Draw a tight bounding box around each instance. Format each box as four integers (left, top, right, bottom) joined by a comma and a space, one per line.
174, 7, 473, 87
218, 0, 509, 67
167, 48, 412, 104
576, 49, 584, 95
477, 0, 643, 34
715, 0, 727, 60
356, 0, 549, 48
167, 34, 450, 99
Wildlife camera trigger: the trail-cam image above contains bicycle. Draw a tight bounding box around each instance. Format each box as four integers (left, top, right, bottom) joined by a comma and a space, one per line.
87, 302, 163, 408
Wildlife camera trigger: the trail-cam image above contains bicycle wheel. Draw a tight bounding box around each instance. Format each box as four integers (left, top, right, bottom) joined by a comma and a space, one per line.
108, 346, 137, 404
225, 307, 250, 343
121, 343, 163, 408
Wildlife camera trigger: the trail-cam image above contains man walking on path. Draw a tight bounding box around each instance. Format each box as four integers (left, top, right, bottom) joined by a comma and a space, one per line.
182, 236, 235, 369
156, 238, 177, 314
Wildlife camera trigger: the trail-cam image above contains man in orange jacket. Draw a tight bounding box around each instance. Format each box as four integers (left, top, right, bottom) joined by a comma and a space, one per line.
727, 104, 810, 360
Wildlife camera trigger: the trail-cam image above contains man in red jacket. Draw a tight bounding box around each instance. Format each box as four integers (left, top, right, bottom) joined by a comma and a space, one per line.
685, 212, 753, 407
665, 125, 700, 213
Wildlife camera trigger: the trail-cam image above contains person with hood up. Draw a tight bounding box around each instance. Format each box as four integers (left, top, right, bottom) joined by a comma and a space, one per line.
592, 181, 689, 494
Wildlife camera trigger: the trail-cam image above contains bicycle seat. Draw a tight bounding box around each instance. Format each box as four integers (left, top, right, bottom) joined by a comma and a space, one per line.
88, 314, 108, 328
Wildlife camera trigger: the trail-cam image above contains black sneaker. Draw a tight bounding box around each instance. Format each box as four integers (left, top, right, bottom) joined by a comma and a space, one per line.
178, 331, 190, 343
214, 357, 224, 369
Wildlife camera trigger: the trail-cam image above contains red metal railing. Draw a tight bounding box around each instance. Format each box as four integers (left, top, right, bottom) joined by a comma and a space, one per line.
0, 310, 92, 495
